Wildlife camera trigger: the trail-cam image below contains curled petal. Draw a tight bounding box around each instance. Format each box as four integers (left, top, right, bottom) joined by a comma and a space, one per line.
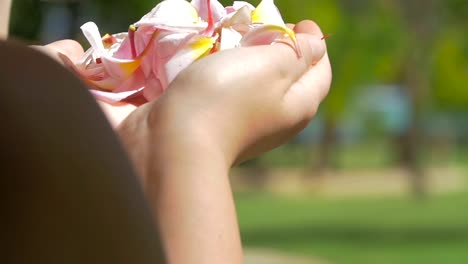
88, 67, 146, 103
80, 22, 107, 63
80, 22, 105, 56
100, 31, 159, 81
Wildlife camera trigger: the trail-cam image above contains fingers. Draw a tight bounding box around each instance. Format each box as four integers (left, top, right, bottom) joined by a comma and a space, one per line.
299, 33, 327, 65
265, 31, 327, 85
45, 39, 85, 62
189, 31, 326, 97
175, 19, 328, 105
219, 30, 326, 91
278, 20, 331, 123
294, 20, 327, 65
294, 20, 323, 36
31, 39, 85, 65
283, 53, 332, 122
270, 20, 327, 82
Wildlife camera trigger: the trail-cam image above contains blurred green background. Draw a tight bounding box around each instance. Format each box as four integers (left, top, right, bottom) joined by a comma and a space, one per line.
8, 0, 468, 263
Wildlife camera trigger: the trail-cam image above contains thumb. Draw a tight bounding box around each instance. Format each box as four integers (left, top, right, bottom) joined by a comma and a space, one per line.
294, 20, 327, 65
296, 33, 327, 66
262, 32, 326, 85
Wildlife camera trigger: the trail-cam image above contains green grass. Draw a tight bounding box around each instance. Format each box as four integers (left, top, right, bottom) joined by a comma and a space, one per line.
235, 191, 468, 264
254, 142, 468, 170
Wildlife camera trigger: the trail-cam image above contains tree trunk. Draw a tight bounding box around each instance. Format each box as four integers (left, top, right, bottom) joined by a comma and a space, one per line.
314, 119, 338, 174
397, 0, 438, 198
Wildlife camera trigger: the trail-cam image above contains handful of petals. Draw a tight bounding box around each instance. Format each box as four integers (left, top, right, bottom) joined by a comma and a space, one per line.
74, 0, 300, 104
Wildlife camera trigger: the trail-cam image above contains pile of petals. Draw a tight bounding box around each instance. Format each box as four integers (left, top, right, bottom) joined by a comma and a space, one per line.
74, 0, 300, 104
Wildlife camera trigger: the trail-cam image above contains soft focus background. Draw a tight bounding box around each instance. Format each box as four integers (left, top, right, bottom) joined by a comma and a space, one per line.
9, 0, 468, 263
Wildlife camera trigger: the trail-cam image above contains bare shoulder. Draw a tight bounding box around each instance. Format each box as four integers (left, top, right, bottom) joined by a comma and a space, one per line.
0, 0, 12, 39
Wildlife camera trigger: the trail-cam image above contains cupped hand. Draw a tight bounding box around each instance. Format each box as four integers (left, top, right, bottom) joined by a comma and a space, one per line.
118, 20, 332, 171
38, 20, 332, 171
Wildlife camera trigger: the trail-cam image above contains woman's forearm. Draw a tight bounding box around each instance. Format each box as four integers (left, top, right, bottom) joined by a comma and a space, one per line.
0, 0, 12, 39
146, 152, 243, 264
117, 105, 243, 264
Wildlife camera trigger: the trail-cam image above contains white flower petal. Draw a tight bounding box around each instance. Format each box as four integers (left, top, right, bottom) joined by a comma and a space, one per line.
220, 27, 242, 50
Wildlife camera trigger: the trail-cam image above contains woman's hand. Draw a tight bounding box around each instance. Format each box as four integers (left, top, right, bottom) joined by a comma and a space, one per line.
119, 20, 331, 170
37, 20, 332, 264
117, 20, 331, 264
33, 39, 85, 63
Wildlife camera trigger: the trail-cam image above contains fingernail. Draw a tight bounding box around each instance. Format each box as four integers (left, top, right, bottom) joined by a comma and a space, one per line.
308, 36, 326, 65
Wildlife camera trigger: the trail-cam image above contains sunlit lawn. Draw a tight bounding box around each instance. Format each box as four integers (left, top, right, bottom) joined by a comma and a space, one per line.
255, 141, 468, 170
236, 191, 468, 264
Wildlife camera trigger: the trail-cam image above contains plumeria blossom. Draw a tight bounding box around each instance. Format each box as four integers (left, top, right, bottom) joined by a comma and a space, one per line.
74, 0, 300, 104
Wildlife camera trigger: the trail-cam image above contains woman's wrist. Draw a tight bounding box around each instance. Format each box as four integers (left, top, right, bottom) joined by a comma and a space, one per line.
117, 99, 243, 264
145, 150, 242, 264
116, 98, 232, 181
147, 92, 240, 166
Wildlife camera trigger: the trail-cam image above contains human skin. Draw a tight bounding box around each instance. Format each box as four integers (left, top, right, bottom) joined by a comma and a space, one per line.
0, 0, 12, 39
45, 22, 330, 264
12, 15, 331, 263
115, 20, 331, 264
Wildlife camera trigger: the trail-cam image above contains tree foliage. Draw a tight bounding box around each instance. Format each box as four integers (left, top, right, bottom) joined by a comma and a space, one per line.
9, 0, 467, 111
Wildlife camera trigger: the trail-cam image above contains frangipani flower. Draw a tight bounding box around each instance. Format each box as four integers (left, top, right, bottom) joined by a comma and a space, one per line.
75, 0, 300, 104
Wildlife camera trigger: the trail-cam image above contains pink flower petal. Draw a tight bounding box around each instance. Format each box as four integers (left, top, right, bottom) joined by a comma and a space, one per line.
112, 33, 134, 59
191, 0, 226, 23
153, 32, 196, 89
135, 0, 206, 32
164, 34, 217, 84
75, 0, 300, 104
113, 68, 146, 93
